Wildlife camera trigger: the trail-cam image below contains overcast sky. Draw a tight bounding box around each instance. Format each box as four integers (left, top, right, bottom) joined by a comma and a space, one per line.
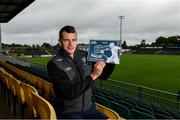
1, 0, 180, 46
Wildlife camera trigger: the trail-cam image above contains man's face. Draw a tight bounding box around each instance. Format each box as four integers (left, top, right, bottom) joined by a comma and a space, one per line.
59, 31, 77, 57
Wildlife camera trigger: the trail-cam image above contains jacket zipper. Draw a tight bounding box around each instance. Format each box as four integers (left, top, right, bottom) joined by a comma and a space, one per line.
81, 94, 85, 112
73, 57, 85, 112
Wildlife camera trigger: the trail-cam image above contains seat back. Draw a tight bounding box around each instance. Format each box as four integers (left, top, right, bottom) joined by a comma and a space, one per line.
31, 92, 57, 119
129, 109, 155, 119
95, 95, 111, 108
20, 82, 38, 118
96, 103, 123, 120
110, 101, 129, 119
13, 79, 25, 104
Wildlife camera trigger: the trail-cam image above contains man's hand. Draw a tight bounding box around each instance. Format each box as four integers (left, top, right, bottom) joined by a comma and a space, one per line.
90, 61, 106, 80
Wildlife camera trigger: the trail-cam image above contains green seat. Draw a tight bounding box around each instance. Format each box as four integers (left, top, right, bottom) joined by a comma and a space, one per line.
110, 101, 129, 119
155, 113, 173, 119
134, 105, 154, 116
154, 107, 171, 117
129, 109, 155, 119
118, 100, 134, 110
137, 102, 153, 111
94, 95, 111, 108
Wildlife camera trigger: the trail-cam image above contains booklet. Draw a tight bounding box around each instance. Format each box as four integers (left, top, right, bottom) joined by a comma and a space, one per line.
87, 40, 121, 64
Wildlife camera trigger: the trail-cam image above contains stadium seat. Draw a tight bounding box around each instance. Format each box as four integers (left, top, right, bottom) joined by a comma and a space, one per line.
104, 95, 117, 102
110, 101, 129, 119
136, 101, 153, 111
154, 113, 173, 119
94, 95, 111, 108
153, 107, 171, 117
129, 109, 155, 119
20, 82, 38, 118
6, 73, 17, 115
0, 68, 11, 106
118, 100, 134, 110
13, 78, 25, 117
134, 105, 154, 116
31, 92, 57, 119
96, 103, 122, 120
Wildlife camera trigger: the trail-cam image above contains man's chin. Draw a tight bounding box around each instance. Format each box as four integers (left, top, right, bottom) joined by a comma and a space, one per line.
67, 50, 75, 55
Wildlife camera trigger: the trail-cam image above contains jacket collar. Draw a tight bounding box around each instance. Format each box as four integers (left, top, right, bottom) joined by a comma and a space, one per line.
58, 47, 78, 59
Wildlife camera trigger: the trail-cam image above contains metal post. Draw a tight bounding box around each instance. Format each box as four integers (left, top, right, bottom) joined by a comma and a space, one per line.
118, 16, 125, 41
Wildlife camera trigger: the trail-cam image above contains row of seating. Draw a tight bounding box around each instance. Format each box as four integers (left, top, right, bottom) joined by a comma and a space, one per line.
132, 48, 180, 55
0, 60, 122, 119
92, 87, 180, 119
0, 60, 55, 102
11, 62, 49, 81
0, 67, 57, 119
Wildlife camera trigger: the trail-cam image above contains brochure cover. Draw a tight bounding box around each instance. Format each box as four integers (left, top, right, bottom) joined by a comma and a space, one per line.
87, 40, 121, 64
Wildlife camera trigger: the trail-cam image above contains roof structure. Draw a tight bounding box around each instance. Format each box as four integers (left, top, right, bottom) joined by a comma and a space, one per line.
0, 0, 35, 23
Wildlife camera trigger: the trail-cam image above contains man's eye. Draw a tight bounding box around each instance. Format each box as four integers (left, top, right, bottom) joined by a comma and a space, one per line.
63, 39, 68, 42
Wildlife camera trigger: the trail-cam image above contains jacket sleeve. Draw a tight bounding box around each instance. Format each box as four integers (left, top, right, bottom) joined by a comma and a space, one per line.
47, 60, 94, 100
99, 63, 115, 80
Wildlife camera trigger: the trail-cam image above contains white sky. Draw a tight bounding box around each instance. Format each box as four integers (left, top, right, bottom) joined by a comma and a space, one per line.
1, 0, 180, 46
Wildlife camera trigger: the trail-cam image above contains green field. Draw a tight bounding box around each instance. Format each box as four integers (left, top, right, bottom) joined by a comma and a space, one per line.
24, 57, 52, 64
25, 54, 180, 93
111, 54, 180, 93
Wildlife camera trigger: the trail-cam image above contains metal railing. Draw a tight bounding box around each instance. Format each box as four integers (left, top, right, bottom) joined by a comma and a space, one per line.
96, 79, 180, 111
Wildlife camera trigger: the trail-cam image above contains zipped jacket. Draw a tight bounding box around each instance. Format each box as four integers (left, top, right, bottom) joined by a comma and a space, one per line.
47, 48, 94, 113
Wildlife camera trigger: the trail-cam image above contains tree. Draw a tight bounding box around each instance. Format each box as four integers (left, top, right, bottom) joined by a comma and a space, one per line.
121, 40, 128, 49
32, 44, 36, 48
36, 44, 40, 48
41, 42, 52, 49
167, 36, 177, 44
141, 39, 146, 46
155, 36, 167, 47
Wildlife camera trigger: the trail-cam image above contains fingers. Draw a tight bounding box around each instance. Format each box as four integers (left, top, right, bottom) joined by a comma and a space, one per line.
91, 61, 106, 80
94, 61, 106, 72
94, 61, 106, 68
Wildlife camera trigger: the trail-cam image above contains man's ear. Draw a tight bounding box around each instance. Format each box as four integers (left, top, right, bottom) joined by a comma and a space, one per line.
58, 39, 62, 46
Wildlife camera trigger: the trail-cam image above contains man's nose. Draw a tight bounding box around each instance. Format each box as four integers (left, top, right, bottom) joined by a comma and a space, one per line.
69, 40, 73, 46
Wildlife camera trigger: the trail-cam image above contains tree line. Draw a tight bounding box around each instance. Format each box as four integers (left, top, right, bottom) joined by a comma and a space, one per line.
2, 35, 180, 50
122, 35, 180, 49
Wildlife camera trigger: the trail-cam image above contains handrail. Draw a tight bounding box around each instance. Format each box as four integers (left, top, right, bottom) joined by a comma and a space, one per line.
98, 78, 180, 111
109, 78, 177, 96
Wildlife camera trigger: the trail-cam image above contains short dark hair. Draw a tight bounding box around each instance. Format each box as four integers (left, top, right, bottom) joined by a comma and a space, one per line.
59, 25, 76, 40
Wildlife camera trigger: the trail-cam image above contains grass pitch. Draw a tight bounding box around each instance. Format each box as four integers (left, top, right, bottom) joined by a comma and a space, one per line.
111, 54, 180, 93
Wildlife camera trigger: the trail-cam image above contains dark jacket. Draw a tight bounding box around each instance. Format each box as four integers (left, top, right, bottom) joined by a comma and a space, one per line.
47, 48, 115, 113
47, 48, 94, 113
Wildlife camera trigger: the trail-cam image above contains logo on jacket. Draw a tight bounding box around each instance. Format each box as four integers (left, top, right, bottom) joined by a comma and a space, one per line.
82, 57, 86, 64
56, 59, 63, 62
65, 67, 72, 71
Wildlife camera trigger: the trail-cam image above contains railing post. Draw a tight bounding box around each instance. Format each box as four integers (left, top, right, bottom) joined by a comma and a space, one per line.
157, 91, 160, 104
138, 87, 143, 101
177, 91, 180, 111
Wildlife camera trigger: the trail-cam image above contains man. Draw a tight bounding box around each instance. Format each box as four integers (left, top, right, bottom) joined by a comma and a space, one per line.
47, 25, 114, 119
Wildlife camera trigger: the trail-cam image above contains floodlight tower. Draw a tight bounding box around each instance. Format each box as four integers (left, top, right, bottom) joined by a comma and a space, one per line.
118, 16, 125, 41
